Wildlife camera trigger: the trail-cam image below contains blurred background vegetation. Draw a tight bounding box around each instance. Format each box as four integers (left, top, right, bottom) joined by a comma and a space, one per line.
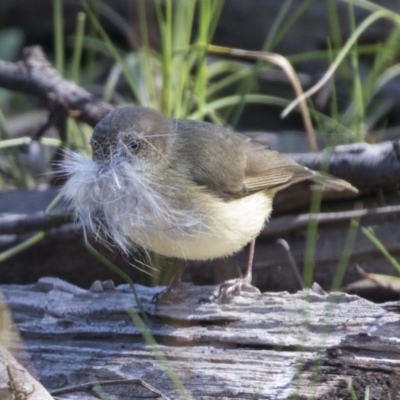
2, 0, 400, 190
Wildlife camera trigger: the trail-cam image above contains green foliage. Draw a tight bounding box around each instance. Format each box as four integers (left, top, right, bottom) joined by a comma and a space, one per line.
286, 1, 400, 146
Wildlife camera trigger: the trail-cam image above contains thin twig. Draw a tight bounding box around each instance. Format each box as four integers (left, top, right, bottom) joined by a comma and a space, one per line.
0, 211, 70, 235
263, 205, 400, 237
2, 205, 400, 241
208, 44, 318, 152
50, 378, 172, 400
276, 238, 303, 289
355, 265, 400, 293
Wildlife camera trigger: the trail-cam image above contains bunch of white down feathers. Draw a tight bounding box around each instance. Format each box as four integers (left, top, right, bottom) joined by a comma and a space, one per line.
61, 150, 207, 255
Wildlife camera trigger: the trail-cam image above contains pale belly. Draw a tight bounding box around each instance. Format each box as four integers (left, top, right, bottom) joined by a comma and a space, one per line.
130, 191, 272, 260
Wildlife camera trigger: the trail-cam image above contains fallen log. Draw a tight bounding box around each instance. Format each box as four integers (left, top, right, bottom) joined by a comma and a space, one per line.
1, 277, 400, 399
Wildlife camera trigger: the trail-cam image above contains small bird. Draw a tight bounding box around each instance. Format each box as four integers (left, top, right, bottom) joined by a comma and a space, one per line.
63, 106, 357, 299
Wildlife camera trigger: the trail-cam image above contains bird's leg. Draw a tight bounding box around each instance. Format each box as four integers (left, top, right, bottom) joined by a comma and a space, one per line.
243, 237, 256, 283
217, 238, 260, 300
151, 261, 188, 304
166, 261, 188, 291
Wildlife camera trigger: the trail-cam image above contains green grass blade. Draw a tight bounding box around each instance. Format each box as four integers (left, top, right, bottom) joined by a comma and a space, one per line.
128, 310, 188, 399
159, 0, 172, 115
270, 0, 316, 50
303, 150, 334, 287
82, 226, 149, 323
287, 44, 380, 64
45, 189, 69, 217
327, 0, 343, 50
355, 222, 400, 275
348, 2, 365, 142
303, 185, 324, 288
283, 9, 396, 118
263, 0, 293, 52
0, 137, 61, 149
347, 379, 359, 400
138, 0, 156, 108
207, 68, 251, 98
0, 232, 47, 264
71, 12, 86, 84
208, 0, 224, 39
194, 0, 211, 119
331, 205, 362, 291
0, 107, 30, 188
188, 93, 289, 120
326, 40, 341, 146
83, 0, 138, 99
53, 0, 64, 75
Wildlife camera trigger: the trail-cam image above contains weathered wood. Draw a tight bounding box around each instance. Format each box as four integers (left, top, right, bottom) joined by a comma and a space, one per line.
1, 277, 400, 399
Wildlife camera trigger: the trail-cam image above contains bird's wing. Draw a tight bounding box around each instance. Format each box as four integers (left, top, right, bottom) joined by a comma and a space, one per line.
243, 140, 357, 195
242, 140, 313, 193
172, 119, 248, 198
172, 119, 356, 199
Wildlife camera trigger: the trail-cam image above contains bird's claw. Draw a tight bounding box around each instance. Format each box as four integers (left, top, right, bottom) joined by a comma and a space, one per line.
199, 277, 260, 304
151, 280, 186, 306
218, 278, 260, 302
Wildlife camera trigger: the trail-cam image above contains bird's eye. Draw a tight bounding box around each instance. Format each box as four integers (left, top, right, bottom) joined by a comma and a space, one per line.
129, 140, 141, 153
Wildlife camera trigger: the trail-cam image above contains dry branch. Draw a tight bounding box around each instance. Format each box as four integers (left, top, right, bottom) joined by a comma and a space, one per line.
0, 46, 113, 127
50, 378, 172, 399
3, 204, 400, 238
0, 211, 70, 235
263, 204, 400, 237
289, 140, 400, 190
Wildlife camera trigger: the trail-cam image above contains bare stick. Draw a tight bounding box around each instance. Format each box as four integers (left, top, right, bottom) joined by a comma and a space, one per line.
0, 211, 70, 235
3, 205, 400, 240
276, 238, 303, 289
0, 46, 114, 127
50, 378, 172, 400
263, 205, 400, 237
289, 140, 400, 189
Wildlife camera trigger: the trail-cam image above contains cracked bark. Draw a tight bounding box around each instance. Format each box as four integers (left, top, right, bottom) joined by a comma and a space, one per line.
1, 278, 400, 399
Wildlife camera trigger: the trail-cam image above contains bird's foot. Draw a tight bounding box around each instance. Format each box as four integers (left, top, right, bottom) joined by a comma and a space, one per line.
151, 262, 189, 306
151, 280, 188, 305
200, 277, 260, 303
219, 277, 260, 299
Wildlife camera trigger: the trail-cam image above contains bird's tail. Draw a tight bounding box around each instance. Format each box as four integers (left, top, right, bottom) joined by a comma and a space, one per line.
310, 170, 358, 193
